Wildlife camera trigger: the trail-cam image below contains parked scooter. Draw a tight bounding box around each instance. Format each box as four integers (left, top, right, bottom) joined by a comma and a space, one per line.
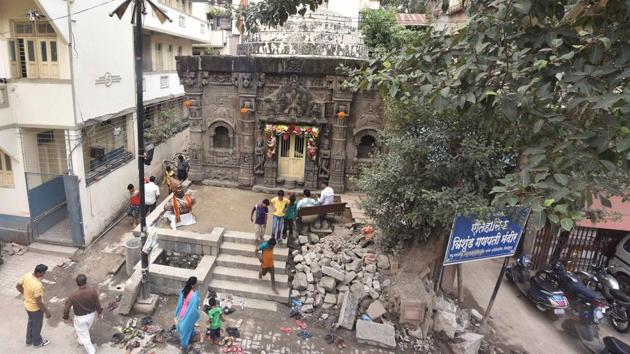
551, 262, 610, 352
602, 336, 630, 354
579, 265, 630, 333
505, 256, 569, 316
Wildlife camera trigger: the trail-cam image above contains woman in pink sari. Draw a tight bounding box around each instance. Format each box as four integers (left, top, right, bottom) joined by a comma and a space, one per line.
174, 276, 200, 352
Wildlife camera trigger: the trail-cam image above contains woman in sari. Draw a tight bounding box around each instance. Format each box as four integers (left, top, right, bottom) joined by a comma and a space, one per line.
174, 276, 200, 352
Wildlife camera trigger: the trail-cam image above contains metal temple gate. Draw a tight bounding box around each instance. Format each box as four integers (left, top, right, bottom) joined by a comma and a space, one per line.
531, 224, 626, 271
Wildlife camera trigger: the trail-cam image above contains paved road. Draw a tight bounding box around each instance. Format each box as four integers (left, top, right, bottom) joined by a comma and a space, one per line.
463, 258, 630, 354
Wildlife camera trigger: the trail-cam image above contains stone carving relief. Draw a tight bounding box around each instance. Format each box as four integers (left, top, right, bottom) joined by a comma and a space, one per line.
262, 75, 312, 117
240, 73, 252, 88
208, 73, 233, 85
206, 95, 234, 125
208, 149, 238, 166
257, 73, 265, 88
356, 102, 383, 130
286, 58, 303, 73
254, 130, 266, 175
232, 73, 240, 87
207, 166, 239, 181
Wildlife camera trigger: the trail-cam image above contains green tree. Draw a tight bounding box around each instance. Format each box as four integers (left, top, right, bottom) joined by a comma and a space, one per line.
381, 0, 428, 13
345, 0, 630, 250
240, 0, 324, 33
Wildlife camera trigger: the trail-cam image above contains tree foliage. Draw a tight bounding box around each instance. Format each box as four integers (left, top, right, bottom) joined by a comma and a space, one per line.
381, 0, 428, 13
359, 8, 416, 51
240, 0, 324, 33
346, 0, 630, 249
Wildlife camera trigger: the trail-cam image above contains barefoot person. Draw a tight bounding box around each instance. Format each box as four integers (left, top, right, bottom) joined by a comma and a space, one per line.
206, 297, 224, 345
16, 264, 51, 348
127, 184, 140, 228
175, 277, 200, 353
256, 238, 278, 294
63, 274, 102, 354
250, 199, 270, 246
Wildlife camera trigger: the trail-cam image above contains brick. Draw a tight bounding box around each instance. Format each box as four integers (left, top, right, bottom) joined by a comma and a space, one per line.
322, 266, 345, 282
355, 320, 396, 349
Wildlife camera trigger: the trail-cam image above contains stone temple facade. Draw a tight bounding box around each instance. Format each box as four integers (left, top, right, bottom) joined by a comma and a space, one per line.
176, 10, 384, 193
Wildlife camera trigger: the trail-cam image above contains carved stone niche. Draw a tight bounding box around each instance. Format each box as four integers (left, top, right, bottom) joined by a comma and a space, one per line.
355, 100, 383, 131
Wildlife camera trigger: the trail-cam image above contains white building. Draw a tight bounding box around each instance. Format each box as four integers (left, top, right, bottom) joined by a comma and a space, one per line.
0, 0, 217, 246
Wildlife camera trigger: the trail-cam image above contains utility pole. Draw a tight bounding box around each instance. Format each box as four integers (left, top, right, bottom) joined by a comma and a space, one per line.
110, 0, 170, 301
133, 0, 150, 300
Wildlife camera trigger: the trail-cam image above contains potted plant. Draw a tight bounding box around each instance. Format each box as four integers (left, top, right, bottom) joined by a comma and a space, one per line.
206, 6, 232, 30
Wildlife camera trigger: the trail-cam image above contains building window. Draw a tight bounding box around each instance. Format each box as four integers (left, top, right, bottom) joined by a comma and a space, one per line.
82, 115, 134, 185
10, 21, 59, 79
0, 150, 14, 187
179, 15, 186, 28
213, 126, 230, 149
357, 134, 377, 159
177, 46, 183, 57
155, 43, 163, 71
200, 23, 206, 34
167, 44, 174, 70
160, 75, 169, 88
144, 97, 189, 145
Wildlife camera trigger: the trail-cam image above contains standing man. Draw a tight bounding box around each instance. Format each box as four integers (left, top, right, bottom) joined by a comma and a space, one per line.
16, 264, 51, 348
256, 238, 278, 294
63, 274, 102, 354
127, 184, 141, 228
318, 181, 335, 205
251, 199, 270, 245
270, 190, 290, 243
176, 155, 190, 182
144, 176, 160, 214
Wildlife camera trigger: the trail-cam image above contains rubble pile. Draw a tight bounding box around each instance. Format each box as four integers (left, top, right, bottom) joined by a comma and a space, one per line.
289, 225, 397, 349
155, 251, 201, 269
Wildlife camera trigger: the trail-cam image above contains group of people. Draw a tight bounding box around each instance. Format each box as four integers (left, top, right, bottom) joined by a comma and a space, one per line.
16, 265, 102, 353
127, 154, 191, 228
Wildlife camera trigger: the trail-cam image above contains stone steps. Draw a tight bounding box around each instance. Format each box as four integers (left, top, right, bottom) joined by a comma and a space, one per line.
222, 230, 259, 244
215, 254, 287, 273
208, 279, 289, 303
27, 242, 77, 258
220, 241, 289, 261
211, 266, 289, 287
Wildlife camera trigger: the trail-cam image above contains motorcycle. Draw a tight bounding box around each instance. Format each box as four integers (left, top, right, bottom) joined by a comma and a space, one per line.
602, 336, 630, 354
578, 265, 630, 333
551, 262, 611, 353
505, 256, 569, 316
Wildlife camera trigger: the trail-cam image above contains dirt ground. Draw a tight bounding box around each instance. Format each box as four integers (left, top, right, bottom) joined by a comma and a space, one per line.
182, 185, 276, 234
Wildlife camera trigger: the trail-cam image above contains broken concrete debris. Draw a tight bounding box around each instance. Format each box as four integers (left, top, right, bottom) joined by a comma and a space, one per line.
355, 320, 397, 349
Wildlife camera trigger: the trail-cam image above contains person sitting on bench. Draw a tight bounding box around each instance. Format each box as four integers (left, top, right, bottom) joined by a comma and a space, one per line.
297, 189, 318, 210
318, 181, 334, 206
163, 187, 196, 230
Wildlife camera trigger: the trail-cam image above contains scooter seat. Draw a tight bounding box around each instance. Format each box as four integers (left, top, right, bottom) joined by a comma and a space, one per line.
611, 289, 630, 303
603, 336, 630, 354
531, 275, 558, 293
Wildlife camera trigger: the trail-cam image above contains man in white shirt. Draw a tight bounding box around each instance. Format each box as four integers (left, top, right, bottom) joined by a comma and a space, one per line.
318, 181, 334, 206
144, 176, 160, 214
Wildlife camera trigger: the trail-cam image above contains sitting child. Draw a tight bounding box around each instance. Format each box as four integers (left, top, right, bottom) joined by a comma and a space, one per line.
206, 297, 223, 345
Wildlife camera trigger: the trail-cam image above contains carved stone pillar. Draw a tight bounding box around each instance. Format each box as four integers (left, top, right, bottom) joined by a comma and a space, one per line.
187, 90, 205, 182
330, 121, 347, 193
264, 159, 277, 187
304, 159, 318, 190
238, 109, 255, 187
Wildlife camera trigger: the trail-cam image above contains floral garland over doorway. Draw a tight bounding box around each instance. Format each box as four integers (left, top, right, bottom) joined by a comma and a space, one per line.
264, 124, 320, 161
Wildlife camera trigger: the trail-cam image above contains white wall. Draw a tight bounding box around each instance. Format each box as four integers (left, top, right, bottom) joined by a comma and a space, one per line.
68, 0, 136, 124
6, 81, 74, 128
0, 128, 30, 217
78, 128, 189, 244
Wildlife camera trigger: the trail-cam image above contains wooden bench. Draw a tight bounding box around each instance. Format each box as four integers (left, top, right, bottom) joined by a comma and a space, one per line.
297, 203, 347, 233
297, 203, 347, 218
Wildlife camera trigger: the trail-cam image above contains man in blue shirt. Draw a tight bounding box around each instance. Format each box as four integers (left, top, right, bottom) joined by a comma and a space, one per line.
250, 199, 270, 245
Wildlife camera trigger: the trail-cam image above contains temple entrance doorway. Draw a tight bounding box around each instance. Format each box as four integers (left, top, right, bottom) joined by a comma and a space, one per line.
278, 134, 306, 180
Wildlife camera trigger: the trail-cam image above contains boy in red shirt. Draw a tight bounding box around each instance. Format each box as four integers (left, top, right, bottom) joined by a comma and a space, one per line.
127, 184, 140, 227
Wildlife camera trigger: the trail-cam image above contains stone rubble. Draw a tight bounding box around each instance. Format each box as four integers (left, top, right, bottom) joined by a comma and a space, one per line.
287, 225, 491, 353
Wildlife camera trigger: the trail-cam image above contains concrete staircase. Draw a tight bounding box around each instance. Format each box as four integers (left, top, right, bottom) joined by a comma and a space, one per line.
207, 230, 290, 303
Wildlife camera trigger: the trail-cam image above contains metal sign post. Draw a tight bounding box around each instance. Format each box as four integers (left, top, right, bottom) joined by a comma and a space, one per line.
440, 207, 530, 326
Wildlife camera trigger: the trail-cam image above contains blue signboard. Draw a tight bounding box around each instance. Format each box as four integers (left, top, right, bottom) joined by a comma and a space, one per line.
443, 207, 530, 265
